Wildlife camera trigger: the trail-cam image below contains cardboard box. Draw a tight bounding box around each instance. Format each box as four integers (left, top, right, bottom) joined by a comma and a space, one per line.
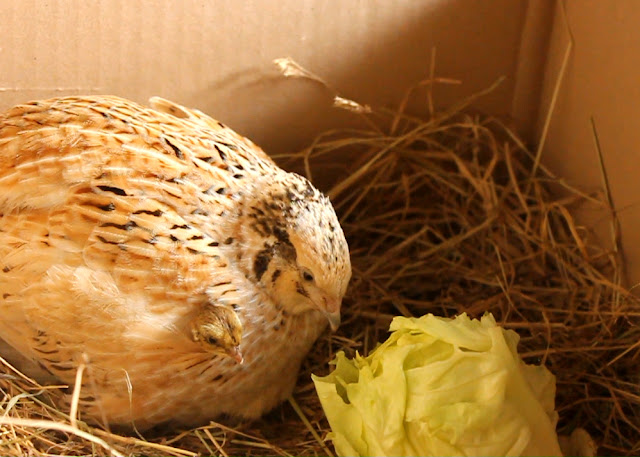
3, 1, 640, 453
0, 0, 637, 277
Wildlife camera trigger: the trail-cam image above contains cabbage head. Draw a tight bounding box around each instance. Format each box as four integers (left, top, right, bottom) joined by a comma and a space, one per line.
312, 313, 562, 456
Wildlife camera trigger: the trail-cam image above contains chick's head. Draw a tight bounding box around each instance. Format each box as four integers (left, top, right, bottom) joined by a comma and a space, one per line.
191, 304, 243, 363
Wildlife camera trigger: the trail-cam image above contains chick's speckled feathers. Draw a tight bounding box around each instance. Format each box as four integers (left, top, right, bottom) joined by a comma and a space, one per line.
0, 95, 351, 429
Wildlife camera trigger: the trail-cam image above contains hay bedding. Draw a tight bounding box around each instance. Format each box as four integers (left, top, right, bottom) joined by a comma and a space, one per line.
1, 74, 640, 456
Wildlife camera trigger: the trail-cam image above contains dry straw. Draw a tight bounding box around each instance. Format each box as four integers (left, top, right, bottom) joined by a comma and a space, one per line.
1, 61, 639, 455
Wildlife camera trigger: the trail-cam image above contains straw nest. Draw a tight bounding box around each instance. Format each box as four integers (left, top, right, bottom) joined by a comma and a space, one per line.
1, 74, 639, 456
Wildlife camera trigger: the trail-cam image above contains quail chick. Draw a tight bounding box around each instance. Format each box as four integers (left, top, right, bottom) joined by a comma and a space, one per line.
0, 95, 351, 429
191, 303, 244, 364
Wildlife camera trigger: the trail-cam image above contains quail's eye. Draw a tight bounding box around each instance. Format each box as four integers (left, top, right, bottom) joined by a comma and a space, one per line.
206, 336, 218, 345
302, 269, 314, 283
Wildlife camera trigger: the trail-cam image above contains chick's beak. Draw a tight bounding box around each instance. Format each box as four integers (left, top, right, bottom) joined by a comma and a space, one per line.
322, 297, 342, 332
227, 346, 244, 364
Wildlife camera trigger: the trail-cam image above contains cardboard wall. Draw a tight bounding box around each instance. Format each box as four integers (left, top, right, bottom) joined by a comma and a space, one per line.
1, 0, 532, 153
537, 0, 640, 284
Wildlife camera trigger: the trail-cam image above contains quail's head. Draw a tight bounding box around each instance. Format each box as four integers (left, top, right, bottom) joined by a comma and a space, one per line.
239, 173, 352, 331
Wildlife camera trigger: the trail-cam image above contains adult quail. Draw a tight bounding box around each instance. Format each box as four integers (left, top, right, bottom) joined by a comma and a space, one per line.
0, 95, 351, 429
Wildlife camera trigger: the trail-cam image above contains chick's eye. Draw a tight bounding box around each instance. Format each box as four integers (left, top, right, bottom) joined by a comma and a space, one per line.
206, 336, 218, 345
302, 270, 314, 282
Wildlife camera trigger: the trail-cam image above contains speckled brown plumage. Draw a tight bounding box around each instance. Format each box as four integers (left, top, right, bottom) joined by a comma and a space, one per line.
0, 95, 351, 429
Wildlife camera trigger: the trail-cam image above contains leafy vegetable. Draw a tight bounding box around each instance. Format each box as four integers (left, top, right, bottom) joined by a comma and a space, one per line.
312, 313, 562, 456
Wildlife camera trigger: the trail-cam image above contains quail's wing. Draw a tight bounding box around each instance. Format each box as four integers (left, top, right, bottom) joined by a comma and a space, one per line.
0, 95, 262, 213
148, 96, 276, 165
0, 95, 244, 298
0, 96, 255, 369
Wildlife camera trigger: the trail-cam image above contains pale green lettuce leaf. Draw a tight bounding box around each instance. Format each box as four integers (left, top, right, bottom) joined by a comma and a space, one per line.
312, 313, 562, 457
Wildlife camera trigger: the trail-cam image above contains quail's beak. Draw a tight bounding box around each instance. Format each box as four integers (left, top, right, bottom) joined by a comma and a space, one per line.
322, 297, 342, 332
227, 346, 244, 364
325, 311, 341, 332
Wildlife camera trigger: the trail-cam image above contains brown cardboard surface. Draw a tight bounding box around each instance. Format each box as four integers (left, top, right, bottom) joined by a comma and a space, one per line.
511, 0, 555, 141
1, 0, 531, 156
537, 0, 640, 284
